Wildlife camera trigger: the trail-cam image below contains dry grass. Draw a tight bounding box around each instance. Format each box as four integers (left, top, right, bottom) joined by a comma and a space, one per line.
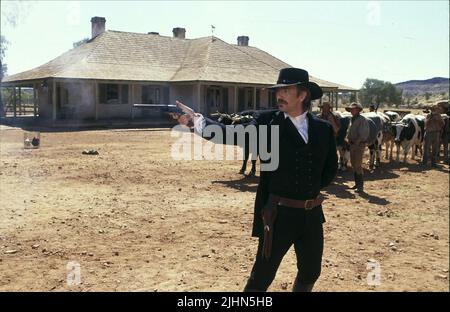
0, 126, 448, 291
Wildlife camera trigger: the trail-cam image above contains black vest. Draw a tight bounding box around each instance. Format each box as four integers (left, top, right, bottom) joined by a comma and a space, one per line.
268, 117, 319, 200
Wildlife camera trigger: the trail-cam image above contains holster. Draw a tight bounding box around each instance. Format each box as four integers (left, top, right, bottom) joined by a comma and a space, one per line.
261, 194, 280, 260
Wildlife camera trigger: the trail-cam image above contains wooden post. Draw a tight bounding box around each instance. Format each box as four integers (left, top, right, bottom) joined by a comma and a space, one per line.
233, 86, 238, 113
196, 83, 201, 112
253, 87, 257, 110
59, 83, 64, 111
130, 84, 134, 120
18, 87, 22, 115
94, 82, 98, 120
52, 80, 57, 121
33, 84, 37, 117
335, 91, 338, 111
12, 87, 16, 118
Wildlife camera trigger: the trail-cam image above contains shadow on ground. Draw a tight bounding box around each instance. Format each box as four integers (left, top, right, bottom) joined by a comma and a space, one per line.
212, 158, 449, 206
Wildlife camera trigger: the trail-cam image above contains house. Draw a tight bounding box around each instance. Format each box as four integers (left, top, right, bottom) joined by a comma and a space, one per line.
1, 17, 357, 124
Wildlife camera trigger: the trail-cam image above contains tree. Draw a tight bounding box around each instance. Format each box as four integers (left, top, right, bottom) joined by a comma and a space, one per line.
73, 38, 89, 48
0, 35, 9, 117
424, 92, 431, 101
359, 78, 402, 108
0, 1, 33, 116
0, 35, 9, 80
359, 78, 384, 108
385, 82, 402, 107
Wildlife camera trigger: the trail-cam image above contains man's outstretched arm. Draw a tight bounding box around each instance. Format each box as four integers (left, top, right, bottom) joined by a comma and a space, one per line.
175, 100, 257, 146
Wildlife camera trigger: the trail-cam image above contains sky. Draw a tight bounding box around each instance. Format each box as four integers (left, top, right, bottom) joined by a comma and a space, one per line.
1, 0, 449, 89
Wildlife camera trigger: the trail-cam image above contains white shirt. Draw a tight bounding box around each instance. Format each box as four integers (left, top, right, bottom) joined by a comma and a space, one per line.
193, 114, 206, 135
284, 111, 309, 144
193, 111, 309, 144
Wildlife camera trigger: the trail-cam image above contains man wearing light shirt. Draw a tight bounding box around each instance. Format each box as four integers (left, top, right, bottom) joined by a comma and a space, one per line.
345, 102, 369, 193
176, 68, 338, 292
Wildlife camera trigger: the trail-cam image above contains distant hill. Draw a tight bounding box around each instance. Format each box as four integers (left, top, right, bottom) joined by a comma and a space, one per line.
395, 77, 449, 97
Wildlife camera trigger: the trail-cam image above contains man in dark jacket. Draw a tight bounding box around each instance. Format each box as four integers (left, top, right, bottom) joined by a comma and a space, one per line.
176, 68, 338, 292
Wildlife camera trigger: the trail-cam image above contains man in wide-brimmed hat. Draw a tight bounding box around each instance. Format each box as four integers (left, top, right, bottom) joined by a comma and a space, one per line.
345, 102, 364, 113
318, 101, 340, 137
423, 104, 445, 167
175, 67, 338, 292
345, 102, 369, 192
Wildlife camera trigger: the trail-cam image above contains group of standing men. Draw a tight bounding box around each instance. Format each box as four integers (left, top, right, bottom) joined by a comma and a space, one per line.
318, 100, 448, 189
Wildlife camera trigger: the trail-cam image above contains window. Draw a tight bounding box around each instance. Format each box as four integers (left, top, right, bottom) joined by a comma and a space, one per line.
155, 88, 160, 104
246, 89, 253, 108
268, 89, 277, 108
142, 86, 161, 104
256, 89, 260, 109
238, 87, 254, 111
121, 85, 129, 104
238, 88, 245, 111
206, 87, 221, 108
63, 89, 69, 106
222, 87, 229, 112
99, 83, 129, 104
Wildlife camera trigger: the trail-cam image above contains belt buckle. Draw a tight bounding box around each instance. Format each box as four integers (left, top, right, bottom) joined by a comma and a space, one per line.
304, 199, 314, 210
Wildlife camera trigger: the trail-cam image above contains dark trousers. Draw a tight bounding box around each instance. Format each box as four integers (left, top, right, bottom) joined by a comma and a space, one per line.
422, 131, 441, 165
244, 205, 324, 291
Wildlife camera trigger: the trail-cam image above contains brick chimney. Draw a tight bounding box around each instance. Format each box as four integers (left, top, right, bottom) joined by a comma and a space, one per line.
237, 36, 249, 46
172, 27, 186, 39
91, 16, 106, 39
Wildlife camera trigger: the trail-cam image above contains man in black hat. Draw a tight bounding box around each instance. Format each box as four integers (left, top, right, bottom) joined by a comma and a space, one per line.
176, 68, 338, 292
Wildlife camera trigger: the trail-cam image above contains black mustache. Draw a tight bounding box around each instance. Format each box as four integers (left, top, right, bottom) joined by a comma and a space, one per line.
277, 99, 288, 105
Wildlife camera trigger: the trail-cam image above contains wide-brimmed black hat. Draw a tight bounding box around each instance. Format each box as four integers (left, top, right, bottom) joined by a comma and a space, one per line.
266, 68, 323, 100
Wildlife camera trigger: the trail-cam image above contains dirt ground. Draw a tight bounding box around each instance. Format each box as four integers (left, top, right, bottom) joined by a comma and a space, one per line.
0, 125, 448, 292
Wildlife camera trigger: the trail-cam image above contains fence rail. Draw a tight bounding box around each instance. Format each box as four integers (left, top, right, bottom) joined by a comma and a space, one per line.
1, 87, 39, 117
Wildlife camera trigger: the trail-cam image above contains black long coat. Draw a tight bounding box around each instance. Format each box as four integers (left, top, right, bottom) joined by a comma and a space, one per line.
202, 110, 338, 237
